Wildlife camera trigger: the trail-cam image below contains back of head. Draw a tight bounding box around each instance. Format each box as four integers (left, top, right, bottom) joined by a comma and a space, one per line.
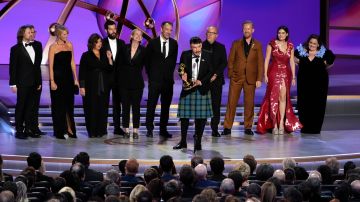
3, 181, 18, 198
260, 182, 276, 202
297, 181, 311, 201
228, 170, 243, 191
344, 161, 356, 177
58, 186, 76, 201
105, 183, 120, 197
325, 157, 340, 174
20, 166, 36, 188
143, 168, 158, 184
247, 183, 261, 198
273, 169, 285, 182
256, 163, 274, 181
194, 164, 208, 180
125, 158, 139, 175
243, 154, 257, 175
0, 190, 15, 202
191, 156, 204, 168
284, 187, 303, 202
200, 188, 217, 202
52, 177, 66, 193
162, 180, 182, 201
74, 152, 90, 169
282, 158, 296, 170
136, 190, 153, 202
146, 178, 162, 199
70, 162, 85, 180
179, 165, 195, 186
306, 177, 321, 194
105, 169, 120, 184
192, 194, 208, 202
15, 181, 27, 202
118, 160, 127, 175
105, 195, 120, 202
159, 155, 174, 173
351, 180, 360, 198
284, 168, 296, 184
225, 195, 241, 202
27, 152, 42, 170
234, 162, 251, 179
129, 184, 147, 202
210, 157, 225, 175
267, 177, 281, 196
220, 178, 235, 194
317, 165, 333, 184
294, 166, 309, 180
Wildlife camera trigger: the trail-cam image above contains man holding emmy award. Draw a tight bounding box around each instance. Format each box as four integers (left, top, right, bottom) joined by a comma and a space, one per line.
173, 37, 213, 153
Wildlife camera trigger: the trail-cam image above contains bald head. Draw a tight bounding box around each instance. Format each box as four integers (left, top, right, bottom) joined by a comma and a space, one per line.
351, 180, 360, 193
0, 191, 15, 202
195, 164, 207, 179
273, 169, 285, 182
206, 26, 218, 44
220, 178, 235, 194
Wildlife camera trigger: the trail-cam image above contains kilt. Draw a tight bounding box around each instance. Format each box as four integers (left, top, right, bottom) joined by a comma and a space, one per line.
177, 90, 213, 119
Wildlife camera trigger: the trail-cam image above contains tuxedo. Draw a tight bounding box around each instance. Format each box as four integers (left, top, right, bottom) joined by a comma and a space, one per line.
9, 41, 42, 133
202, 40, 227, 133
101, 37, 125, 134
31, 40, 43, 132
145, 36, 178, 134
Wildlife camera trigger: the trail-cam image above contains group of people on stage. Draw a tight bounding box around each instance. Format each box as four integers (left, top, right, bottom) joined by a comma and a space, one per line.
9, 20, 335, 151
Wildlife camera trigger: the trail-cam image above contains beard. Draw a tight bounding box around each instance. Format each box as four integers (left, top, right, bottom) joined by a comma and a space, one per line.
108, 33, 117, 39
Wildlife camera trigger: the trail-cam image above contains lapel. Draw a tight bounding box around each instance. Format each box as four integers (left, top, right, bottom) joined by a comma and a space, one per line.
239, 40, 245, 58
131, 45, 141, 62
20, 44, 34, 65
199, 54, 207, 76
186, 51, 193, 79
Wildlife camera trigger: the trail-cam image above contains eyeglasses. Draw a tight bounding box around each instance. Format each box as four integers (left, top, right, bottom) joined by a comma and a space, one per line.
207, 32, 217, 35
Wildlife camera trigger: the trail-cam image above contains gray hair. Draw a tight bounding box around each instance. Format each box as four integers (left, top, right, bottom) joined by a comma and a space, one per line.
325, 157, 340, 174
220, 178, 235, 194
15, 181, 27, 202
282, 158, 296, 169
105, 169, 120, 183
194, 164, 207, 180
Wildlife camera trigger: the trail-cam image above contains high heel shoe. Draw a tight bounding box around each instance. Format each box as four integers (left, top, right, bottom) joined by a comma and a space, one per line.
124, 132, 130, 139
278, 128, 285, 135
272, 128, 279, 135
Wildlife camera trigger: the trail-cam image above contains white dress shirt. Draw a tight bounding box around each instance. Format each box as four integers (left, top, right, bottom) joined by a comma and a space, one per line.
23, 41, 35, 64
108, 38, 117, 61
191, 53, 201, 81
160, 35, 169, 58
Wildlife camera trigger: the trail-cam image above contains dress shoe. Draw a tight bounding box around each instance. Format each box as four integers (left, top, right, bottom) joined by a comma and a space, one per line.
133, 132, 139, 139
55, 134, 66, 139
124, 132, 130, 139
114, 128, 125, 136
15, 131, 28, 139
160, 131, 173, 138
173, 141, 187, 150
194, 142, 202, 153
68, 133, 77, 138
221, 128, 231, 136
35, 128, 46, 135
244, 129, 254, 136
211, 131, 221, 137
25, 129, 41, 138
272, 128, 279, 135
146, 130, 153, 138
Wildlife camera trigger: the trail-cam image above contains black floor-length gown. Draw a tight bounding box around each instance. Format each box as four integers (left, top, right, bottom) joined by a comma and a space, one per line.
295, 46, 335, 134
79, 51, 111, 137
50, 51, 76, 138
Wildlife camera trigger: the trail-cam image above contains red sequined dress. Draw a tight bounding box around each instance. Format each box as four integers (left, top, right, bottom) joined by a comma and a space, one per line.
256, 40, 302, 134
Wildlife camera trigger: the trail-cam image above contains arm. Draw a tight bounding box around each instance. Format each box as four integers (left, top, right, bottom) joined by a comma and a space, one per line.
179, 52, 187, 81
69, 43, 79, 86
290, 49, 296, 86
264, 44, 272, 84
227, 41, 237, 78
79, 53, 86, 96
144, 40, 152, 75
217, 44, 228, 76
48, 45, 57, 90
256, 42, 264, 88
9, 47, 18, 92
36, 43, 43, 90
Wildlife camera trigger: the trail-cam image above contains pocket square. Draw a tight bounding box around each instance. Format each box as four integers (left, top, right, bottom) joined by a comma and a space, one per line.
201, 59, 205, 61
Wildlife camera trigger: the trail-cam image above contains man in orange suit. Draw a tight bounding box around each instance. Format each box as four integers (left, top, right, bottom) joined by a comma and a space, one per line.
221, 20, 264, 136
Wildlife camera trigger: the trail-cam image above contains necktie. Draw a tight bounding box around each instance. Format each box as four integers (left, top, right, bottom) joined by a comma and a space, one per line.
162, 41, 167, 58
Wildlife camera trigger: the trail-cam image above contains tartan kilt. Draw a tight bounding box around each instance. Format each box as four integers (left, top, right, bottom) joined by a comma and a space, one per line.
177, 90, 213, 119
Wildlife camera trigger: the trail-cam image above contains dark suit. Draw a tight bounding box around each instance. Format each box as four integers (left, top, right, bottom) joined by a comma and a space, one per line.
102, 37, 125, 133
202, 40, 227, 132
145, 36, 178, 133
31, 40, 43, 132
119, 44, 146, 128
9, 42, 42, 132
84, 168, 104, 182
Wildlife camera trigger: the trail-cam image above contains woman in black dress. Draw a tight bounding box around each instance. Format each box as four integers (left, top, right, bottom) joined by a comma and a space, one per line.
119, 29, 146, 139
48, 25, 79, 139
295, 34, 335, 134
79, 33, 113, 138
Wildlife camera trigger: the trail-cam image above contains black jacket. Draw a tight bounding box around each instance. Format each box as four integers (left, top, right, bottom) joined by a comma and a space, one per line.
119, 44, 146, 90
9, 41, 43, 87
145, 36, 178, 85
202, 40, 227, 84
101, 37, 125, 72
179, 50, 213, 97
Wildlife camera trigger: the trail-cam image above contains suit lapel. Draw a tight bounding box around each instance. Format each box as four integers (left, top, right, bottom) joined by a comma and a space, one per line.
186, 52, 192, 79
20, 44, 34, 65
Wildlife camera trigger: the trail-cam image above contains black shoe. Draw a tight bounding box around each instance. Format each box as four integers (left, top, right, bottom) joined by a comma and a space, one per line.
146, 130, 153, 138
160, 131, 173, 138
173, 141, 187, 149
221, 128, 231, 136
15, 131, 28, 139
133, 132, 139, 139
55, 134, 66, 139
35, 128, 46, 135
194, 142, 202, 153
114, 128, 125, 135
25, 129, 41, 138
124, 132, 130, 139
211, 131, 221, 137
68, 133, 77, 138
244, 129, 254, 136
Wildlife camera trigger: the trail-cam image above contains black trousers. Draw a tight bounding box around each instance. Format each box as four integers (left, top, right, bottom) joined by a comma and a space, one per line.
32, 87, 42, 130
210, 79, 223, 132
15, 86, 37, 132
146, 83, 173, 132
103, 73, 122, 132
180, 118, 207, 137
121, 88, 143, 128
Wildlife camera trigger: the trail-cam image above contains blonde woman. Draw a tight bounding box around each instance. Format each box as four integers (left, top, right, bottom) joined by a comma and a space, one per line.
48, 24, 79, 139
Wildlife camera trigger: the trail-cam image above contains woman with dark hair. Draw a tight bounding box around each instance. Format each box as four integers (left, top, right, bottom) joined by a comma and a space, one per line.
295, 34, 335, 134
257, 26, 302, 135
79, 33, 113, 138
118, 29, 146, 139
48, 25, 79, 139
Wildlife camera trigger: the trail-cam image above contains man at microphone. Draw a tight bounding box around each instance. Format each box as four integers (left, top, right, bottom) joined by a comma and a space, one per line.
174, 37, 213, 153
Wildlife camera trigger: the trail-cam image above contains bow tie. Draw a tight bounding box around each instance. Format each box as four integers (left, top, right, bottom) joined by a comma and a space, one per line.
25, 42, 34, 47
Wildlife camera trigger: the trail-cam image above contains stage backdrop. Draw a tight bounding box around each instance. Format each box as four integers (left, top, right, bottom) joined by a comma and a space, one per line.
0, 0, 320, 64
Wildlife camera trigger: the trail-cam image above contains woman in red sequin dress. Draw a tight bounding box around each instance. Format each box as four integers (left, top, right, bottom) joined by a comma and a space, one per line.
256, 26, 302, 134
